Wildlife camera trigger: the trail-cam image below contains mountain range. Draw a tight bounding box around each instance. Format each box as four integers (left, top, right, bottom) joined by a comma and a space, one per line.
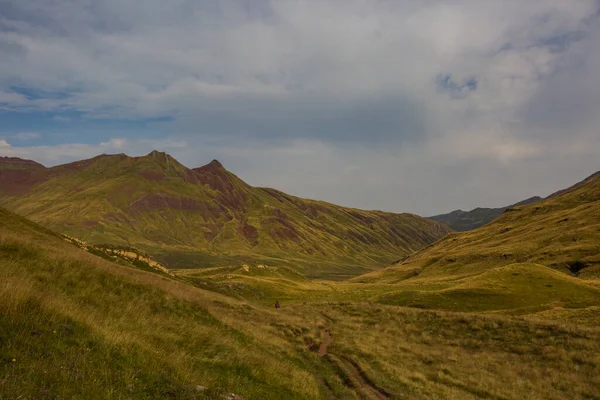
0, 152, 450, 279
427, 196, 543, 231
426, 177, 600, 233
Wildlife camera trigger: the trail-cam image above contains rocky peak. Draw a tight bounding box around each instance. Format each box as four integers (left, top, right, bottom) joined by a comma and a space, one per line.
194, 159, 225, 173
0, 156, 45, 170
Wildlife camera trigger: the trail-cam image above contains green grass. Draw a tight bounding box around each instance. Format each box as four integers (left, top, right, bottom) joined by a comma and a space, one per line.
298, 302, 600, 400
0, 208, 329, 399
2, 205, 600, 399
349, 171, 600, 315
378, 263, 600, 313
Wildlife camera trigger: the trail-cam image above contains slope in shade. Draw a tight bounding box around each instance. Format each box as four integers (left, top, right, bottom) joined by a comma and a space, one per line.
0, 151, 451, 279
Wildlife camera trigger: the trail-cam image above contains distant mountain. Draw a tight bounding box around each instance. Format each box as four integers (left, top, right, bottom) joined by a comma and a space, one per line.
355, 173, 600, 290
427, 196, 543, 231
0, 151, 450, 278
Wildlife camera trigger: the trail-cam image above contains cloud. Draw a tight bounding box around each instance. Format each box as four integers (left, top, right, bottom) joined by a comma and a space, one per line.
535, 30, 588, 53
11, 132, 40, 140
0, 1, 599, 215
436, 74, 478, 98
0, 90, 27, 105
52, 116, 71, 122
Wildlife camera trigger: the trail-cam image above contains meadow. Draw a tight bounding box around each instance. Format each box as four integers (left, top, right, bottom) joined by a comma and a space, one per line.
2, 206, 600, 399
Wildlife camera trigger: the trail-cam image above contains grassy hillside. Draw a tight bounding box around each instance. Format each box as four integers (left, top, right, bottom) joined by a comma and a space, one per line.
298, 302, 600, 400
0, 152, 450, 279
355, 171, 600, 314
428, 196, 542, 231
2, 206, 600, 399
0, 207, 334, 399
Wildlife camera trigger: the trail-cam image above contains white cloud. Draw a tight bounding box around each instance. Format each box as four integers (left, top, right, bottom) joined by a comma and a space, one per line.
11, 132, 41, 141
0, 1, 595, 117
52, 116, 71, 122
0, 1, 599, 214
0, 91, 27, 105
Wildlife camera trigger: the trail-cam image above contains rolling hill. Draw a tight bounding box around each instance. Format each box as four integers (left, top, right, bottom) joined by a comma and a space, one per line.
0, 152, 451, 278
427, 196, 542, 231
0, 205, 352, 399
354, 170, 600, 314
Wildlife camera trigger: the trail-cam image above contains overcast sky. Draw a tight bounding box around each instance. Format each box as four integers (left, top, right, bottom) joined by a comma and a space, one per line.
1, 1, 599, 216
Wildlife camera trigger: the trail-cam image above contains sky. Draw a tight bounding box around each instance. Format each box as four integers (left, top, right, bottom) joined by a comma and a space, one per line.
1, 0, 599, 216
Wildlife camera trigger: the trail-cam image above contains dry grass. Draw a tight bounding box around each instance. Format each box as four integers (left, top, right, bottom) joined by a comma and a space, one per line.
285, 302, 600, 400
344, 172, 600, 318
0, 208, 328, 399
2, 201, 600, 399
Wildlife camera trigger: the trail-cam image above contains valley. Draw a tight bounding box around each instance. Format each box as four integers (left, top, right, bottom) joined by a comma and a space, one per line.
1, 154, 599, 399
3, 2, 600, 398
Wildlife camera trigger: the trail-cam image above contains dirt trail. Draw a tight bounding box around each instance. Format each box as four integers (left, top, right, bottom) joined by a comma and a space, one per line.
313, 320, 391, 399
318, 322, 333, 356
339, 355, 391, 400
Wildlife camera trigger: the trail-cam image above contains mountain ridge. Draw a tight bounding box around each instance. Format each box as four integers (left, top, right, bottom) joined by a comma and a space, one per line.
427, 195, 543, 231
0, 151, 451, 278
358, 169, 600, 285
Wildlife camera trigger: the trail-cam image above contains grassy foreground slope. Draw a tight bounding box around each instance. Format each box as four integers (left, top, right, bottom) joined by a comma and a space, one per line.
356, 171, 600, 314
0, 153, 450, 279
0, 207, 336, 399
2, 207, 600, 399
292, 302, 600, 400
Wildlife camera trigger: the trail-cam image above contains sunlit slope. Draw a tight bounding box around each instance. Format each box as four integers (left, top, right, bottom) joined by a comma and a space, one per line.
377, 263, 600, 314
297, 302, 600, 400
350, 171, 600, 313
173, 264, 325, 302
0, 206, 343, 399
364, 170, 600, 283
0, 152, 450, 278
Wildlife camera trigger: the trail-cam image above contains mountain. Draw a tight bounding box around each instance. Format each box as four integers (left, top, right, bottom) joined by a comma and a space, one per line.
546, 171, 600, 199
354, 171, 600, 313
0, 156, 44, 170
427, 196, 543, 231
0, 151, 451, 278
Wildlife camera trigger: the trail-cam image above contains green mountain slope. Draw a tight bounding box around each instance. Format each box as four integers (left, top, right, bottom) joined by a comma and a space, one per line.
354, 171, 600, 313
0, 152, 451, 278
0, 206, 357, 399
428, 196, 542, 231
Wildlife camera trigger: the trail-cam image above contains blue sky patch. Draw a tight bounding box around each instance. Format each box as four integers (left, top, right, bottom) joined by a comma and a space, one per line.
435, 74, 478, 98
